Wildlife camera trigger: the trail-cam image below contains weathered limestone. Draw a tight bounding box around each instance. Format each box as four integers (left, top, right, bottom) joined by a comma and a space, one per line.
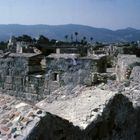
37, 88, 117, 129
0, 52, 108, 103
2, 36, 140, 140
45, 54, 107, 89
0, 94, 85, 140
0, 53, 45, 103
0, 53, 43, 75
8, 37, 34, 53
1, 86, 140, 140
37, 88, 138, 140
1, 43, 140, 139
116, 55, 140, 81
0, 94, 47, 140
130, 66, 140, 83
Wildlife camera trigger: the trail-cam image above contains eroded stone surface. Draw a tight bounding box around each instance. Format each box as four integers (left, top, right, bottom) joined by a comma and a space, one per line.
37, 86, 138, 140
36, 88, 117, 129
116, 55, 140, 81
0, 94, 46, 140
0, 46, 140, 140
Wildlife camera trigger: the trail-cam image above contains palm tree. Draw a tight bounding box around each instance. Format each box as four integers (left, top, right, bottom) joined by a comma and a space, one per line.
83, 36, 87, 44
83, 36, 86, 41
64, 35, 68, 42
90, 37, 93, 42
71, 34, 73, 42
75, 32, 78, 42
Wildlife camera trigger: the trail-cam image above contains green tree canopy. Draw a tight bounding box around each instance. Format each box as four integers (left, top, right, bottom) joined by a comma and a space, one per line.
37, 35, 50, 44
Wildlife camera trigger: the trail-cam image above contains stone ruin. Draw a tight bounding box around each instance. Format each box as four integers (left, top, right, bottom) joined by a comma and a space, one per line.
7, 37, 34, 54
116, 55, 140, 82
45, 53, 106, 87
0, 42, 140, 139
0, 53, 45, 103
0, 87, 139, 140
0, 51, 107, 104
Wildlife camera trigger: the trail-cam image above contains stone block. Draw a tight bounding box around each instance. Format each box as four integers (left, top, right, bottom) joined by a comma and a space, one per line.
130, 66, 140, 83
116, 55, 140, 81
14, 76, 23, 85
13, 84, 23, 92
4, 83, 13, 90
5, 76, 13, 84
23, 92, 38, 102
28, 85, 37, 94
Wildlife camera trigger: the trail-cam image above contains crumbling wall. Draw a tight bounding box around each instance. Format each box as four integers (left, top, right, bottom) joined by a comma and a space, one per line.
83, 94, 137, 140
130, 66, 140, 83
27, 113, 83, 140
0, 94, 82, 140
1, 92, 139, 140
0, 75, 45, 103
0, 54, 45, 103
116, 55, 140, 81
35, 93, 138, 140
45, 55, 107, 89
0, 53, 107, 102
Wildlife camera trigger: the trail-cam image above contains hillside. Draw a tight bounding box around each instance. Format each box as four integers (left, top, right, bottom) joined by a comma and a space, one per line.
0, 24, 140, 42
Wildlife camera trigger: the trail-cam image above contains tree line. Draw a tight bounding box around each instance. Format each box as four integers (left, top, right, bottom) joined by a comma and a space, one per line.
0, 32, 94, 51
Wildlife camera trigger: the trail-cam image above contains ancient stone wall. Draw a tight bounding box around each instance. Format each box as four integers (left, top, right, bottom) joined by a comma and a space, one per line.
0, 75, 45, 103
0, 53, 45, 103
130, 66, 140, 83
0, 53, 107, 103
37, 89, 139, 140
45, 54, 107, 88
27, 113, 83, 140
116, 55, 140, 81
83, 94, 137, 140
0, 94, 83, 140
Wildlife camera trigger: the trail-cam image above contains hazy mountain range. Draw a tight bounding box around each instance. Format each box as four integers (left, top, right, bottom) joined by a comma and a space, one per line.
0, 24, 140, 42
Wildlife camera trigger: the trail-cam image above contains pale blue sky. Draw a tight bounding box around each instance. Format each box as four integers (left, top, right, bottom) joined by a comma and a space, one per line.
0, 0, 140, 29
